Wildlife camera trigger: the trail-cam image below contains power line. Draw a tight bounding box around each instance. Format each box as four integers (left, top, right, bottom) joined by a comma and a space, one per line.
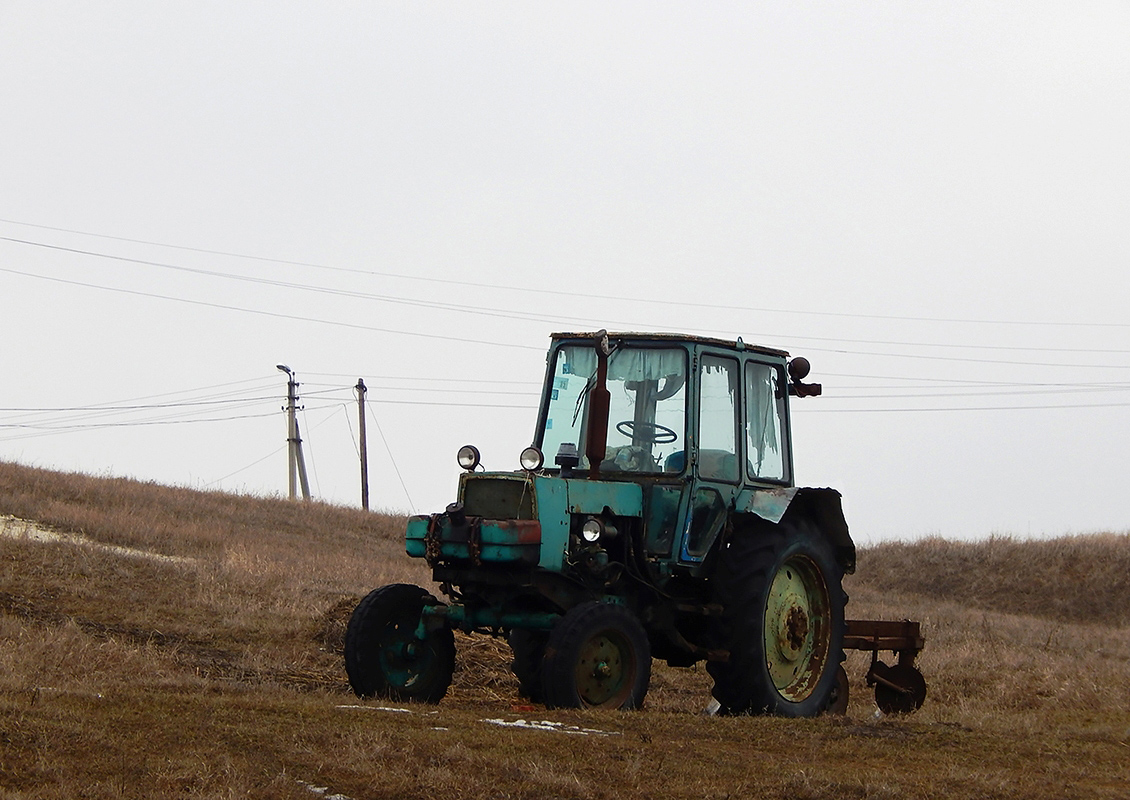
302, 383, 540, 397
302, 371, 540, 386
820, 371, 1130, 388
9, 258, 1130, 372
10, 231, 1130, 372
0, 392, 461, 429
798, 400, 1130, 413
342, 398, 361, 459
8, 234, 1130, 359
0, 264, 543, 352
205, 444, 287, 487
794, 343, 1130, 371
0, 410, 280, 441
0, 386, 285, 428
1, 235, 579, 328
828, 385, 1130, 399
0, 375, 278, 410
299, 405, 327, 497
0, 394, 282, 413
365, 397, 531, 409
366, 402, 415, 512
3, 216, 1127, 329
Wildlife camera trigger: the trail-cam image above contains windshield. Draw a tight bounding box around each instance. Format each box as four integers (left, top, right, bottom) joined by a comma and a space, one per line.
539, 345, 687, 473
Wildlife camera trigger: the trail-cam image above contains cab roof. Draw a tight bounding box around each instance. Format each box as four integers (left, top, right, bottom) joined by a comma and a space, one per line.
549, 331, 791, 360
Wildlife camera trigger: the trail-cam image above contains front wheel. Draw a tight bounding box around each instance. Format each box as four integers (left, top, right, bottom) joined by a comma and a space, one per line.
541, 602, 651, 710
708, 518, 845, 716
344, 583, 455, 703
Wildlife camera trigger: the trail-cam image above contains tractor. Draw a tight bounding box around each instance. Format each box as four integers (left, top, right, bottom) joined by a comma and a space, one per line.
345, 331, 927, 715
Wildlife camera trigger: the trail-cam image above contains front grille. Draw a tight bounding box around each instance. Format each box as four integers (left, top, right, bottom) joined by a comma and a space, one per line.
461, 476, 535, 520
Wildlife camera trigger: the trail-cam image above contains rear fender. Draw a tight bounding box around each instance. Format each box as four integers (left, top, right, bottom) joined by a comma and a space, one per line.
735, 486, 855, 574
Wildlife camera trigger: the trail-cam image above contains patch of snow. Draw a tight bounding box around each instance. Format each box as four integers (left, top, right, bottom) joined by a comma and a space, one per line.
0, 515, 194, 565
336, 704, 413, 714
481, 718, 621, 737
297, 780, 352, 800
333, 703, 620, 737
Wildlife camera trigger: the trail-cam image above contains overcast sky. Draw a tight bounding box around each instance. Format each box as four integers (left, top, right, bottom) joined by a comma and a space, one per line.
2, 3, 1128, 542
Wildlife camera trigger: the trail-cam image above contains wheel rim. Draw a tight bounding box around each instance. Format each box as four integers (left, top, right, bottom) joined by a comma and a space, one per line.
376, 617, 440, 691
763, 554, 832, 702
573, 629, 635, 707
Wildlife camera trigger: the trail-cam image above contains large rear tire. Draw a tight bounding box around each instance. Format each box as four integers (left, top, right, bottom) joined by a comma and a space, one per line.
344, 583, 455, 703
707, 518, 845, 716
541, 602, 651, 710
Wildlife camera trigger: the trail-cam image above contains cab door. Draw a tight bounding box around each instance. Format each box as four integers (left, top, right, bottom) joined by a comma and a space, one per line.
678, 351, 742, 564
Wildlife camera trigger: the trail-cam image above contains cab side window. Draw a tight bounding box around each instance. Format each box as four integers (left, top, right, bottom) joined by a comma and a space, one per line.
745, 361, 789, 482
698, 355, 739, 482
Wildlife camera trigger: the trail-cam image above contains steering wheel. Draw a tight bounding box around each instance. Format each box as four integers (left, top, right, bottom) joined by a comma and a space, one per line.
615, 420, 678, 444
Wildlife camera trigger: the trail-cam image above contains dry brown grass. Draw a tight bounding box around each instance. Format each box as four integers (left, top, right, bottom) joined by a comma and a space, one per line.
849, 533, 1130, 626
1, 460, 1127, 799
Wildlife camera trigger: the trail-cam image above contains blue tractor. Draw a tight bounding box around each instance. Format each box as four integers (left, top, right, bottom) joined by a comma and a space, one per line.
345, 331, 926, 715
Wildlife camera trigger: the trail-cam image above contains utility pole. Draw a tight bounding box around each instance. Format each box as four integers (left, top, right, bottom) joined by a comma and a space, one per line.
356, 378, 370, 511
277, 365, 311, 501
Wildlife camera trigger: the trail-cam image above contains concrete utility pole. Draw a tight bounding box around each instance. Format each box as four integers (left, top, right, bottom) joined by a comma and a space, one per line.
356, 378, 370, 511
277, 365, 311, 501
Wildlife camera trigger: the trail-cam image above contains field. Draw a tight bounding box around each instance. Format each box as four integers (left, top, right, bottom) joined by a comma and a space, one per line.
0, 460, 1127, 799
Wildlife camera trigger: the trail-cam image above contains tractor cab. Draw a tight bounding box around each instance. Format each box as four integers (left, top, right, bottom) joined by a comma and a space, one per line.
528, 331, 823, 571
537, 331, 795, 481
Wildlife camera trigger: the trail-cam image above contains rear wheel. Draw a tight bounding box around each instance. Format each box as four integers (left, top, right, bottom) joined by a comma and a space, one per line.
708, 518, 845, 716
541, 602, 651, 710
344, 583, 455, 703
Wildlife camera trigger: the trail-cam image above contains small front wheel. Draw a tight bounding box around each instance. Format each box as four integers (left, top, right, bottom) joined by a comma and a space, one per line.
541, 602, 651, 710
344, 583, 455, 703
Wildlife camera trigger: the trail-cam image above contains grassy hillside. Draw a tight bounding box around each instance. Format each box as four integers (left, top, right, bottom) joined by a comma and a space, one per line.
0, 461, 1127, 799
850, 533, 1130, 627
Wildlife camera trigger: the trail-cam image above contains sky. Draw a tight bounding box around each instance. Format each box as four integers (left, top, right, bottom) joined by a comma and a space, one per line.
1, 3, 1128, 543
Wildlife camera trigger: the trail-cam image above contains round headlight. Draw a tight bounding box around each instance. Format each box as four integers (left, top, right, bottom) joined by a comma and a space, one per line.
581, 518, 602, 543
457, 444, 481, 471
519, 446, 544, 472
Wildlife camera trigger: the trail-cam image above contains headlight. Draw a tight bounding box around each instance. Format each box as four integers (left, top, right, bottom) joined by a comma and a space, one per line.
519, 446, 544, 472
581, 518, 602, 543
457, 444, 481, 471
